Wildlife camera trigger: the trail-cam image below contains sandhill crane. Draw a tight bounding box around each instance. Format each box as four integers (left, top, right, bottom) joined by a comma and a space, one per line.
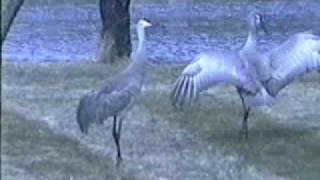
171, 12, 320, 139
76, 19, 152, 163
171, 12, 268, 139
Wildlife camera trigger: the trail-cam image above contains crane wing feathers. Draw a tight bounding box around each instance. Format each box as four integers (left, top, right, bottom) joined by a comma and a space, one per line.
171, 53, 255, 108
76, 88, 133, 131
265, 32, 320, 96
96, 87, 134, 116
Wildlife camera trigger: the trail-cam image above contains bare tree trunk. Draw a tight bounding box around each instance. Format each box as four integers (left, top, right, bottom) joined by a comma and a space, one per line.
1, 0, 24, 45
96, 0, 131, 63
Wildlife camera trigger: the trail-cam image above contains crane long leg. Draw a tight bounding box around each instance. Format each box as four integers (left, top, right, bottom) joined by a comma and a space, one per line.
242, 108, 250, 140
112, 115, 122, 163
117, 116, 123, 140
238, 91, 250, 140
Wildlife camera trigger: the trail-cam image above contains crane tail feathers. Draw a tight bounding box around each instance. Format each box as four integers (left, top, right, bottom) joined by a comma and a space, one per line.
76, 95, 91, 135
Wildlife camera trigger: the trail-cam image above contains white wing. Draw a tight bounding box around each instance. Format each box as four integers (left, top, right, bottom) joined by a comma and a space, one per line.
265, 32, 320, 96
171, 52, 259, 108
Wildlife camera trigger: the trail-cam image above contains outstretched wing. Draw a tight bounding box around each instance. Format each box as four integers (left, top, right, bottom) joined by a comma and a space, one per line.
171, 52, 258, 108
265, 32, 320, 96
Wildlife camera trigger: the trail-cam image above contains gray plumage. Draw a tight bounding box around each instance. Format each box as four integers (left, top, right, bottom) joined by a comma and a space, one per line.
171, 12, 268, 108
265, 32, 320, 96
171, 12, 320, 139
76, 19, 152, 162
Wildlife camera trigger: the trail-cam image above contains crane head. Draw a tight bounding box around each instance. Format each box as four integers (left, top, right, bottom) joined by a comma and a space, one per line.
137, 18, 152, 28
248, 11, 269, 35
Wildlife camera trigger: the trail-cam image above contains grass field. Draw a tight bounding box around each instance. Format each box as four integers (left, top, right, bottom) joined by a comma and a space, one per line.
2, 61, 320, 179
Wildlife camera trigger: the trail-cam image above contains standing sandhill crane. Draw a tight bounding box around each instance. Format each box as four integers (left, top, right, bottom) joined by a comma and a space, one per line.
171, 13, 320, 139
76, 19, 152, 163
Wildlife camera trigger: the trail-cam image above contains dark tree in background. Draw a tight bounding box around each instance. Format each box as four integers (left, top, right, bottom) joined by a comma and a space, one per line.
96, 0, 131, 63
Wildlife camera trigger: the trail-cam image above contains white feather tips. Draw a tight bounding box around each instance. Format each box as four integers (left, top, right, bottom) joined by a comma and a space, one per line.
171, 75, 199, 108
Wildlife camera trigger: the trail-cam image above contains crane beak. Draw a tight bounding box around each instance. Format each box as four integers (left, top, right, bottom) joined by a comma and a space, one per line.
141, 18, 152, 27
145, 21, 152, 27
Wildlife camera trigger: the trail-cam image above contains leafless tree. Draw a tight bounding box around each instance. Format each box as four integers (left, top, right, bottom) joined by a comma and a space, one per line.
96, 0, 131, 63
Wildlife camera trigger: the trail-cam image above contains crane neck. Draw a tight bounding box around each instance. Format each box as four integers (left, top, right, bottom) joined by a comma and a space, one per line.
127, 25, 148, 75
137, 25, 146, 53
243, 27, 257, 50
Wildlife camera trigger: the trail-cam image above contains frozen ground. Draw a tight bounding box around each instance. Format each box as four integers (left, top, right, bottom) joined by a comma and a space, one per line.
2, 62, 320, 179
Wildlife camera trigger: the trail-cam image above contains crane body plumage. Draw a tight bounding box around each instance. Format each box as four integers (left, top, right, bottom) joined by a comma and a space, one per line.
76, 19, 152, 163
